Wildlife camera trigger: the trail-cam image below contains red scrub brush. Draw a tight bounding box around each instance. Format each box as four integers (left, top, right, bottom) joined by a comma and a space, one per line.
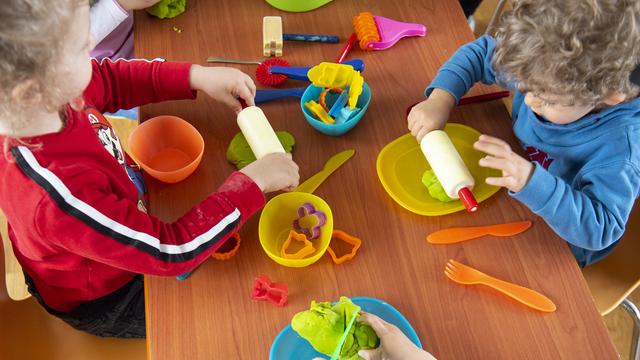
255, 58, 290, 86
206, 56, 290, 86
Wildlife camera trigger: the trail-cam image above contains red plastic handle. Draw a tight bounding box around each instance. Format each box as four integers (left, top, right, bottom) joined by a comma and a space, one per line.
458, 187, 479, 212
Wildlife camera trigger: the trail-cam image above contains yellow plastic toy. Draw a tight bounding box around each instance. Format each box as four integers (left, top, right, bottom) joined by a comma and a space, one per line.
259, 192, 333, 267
304, 100, 335, 124
307, 62, 364, 109
376, 123, 502, 216
280, 230, 316, 259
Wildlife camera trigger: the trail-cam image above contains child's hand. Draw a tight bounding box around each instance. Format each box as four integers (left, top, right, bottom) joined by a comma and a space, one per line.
474, 134, 534, 193
189, 65, 256, 114
357, 312, 437, 360
408, 89, 455, 142
117, 0, 161, 10
240, 153, 299, 193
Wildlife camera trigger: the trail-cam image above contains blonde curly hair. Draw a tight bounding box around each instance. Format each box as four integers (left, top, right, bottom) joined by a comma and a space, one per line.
0, 0, 81, 139
492, 0, 640, 105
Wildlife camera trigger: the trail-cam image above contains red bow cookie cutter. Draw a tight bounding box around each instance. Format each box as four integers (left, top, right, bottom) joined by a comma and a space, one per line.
327, 230, 362, 265
293, 203, 327, 240
280, 230, 316, 259
212, 233, 241, 261
251, 275, 288, 307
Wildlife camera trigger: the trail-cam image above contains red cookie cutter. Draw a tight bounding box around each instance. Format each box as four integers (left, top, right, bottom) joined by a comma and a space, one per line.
280, 230, 316, 259
212, 233, 241, 261
326, 230, 362, 265
293, 202, 327, 240
251, 275, 288, 307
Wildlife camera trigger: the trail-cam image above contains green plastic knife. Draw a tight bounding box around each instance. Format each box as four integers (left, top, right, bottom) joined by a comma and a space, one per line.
330, 309, 358, 360
294, 149, 355, 194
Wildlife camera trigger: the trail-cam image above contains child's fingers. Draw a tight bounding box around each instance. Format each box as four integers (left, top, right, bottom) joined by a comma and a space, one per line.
358, 312, 391, 335
416, 127, 430, 142
410, 123, 423, 138
221, 95, 244, 114
407, 109, 419, 126
474, 140, 510, 157
478, 155, 511, 173
478, 134, 511, 149
236, 85, 255, 107
358, 348, 382, 360
244, 78, 256, 99
485, 176, 517, 189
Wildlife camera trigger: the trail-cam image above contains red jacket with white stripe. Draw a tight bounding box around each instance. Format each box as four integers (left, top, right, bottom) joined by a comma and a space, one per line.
0, 59, 265, 312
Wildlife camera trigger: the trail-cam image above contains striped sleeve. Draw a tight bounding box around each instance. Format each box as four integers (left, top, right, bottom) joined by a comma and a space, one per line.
12, 146, 264, 276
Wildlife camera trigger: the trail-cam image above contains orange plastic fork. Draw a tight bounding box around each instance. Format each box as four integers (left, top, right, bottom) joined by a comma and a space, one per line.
444, 259, 556, 313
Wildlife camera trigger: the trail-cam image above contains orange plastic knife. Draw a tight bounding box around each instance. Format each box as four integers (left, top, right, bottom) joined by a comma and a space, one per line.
427, 220, 532, 244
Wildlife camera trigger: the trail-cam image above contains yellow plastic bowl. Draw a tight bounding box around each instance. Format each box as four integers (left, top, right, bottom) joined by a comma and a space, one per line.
259, 192, 333, 267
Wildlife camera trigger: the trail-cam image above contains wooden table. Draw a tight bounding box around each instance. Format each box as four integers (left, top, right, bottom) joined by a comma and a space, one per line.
135, 1, 617, 359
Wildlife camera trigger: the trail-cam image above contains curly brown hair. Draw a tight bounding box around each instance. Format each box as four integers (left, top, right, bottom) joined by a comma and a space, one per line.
492, 0, 640, 105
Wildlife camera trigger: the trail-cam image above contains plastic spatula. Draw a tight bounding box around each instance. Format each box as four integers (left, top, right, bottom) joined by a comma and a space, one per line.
330, 310, 358, 360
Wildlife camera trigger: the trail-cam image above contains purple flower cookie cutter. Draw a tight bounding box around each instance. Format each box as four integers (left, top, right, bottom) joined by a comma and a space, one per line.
292, 202, 327, 240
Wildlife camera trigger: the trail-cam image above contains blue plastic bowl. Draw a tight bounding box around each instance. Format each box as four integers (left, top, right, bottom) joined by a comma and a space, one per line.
269, 296, 423, 360
300, 83, 372, 136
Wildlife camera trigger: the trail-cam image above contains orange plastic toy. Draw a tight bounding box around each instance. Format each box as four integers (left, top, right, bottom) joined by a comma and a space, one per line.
427, 221, 532, 244
326, 230, 361, 264
128, 115, 204, 183
318, 87, 343, 112
212, 233, 241, 260
280, 230, 316, 259
445, 259, 556, 313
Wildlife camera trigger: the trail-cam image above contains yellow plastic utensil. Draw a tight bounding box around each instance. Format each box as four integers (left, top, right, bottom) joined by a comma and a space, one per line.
295, 149, 355, 194
427, 220, 532, 244
376, 123, 501, 216
445, 259, 556, 313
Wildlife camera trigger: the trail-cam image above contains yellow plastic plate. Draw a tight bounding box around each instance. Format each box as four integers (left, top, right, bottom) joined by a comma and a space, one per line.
376, 123, 501, 216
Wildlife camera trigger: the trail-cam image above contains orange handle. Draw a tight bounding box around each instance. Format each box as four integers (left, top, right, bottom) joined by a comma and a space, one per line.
427, 226, 493, 244
427, 221, 532, 244
480, 275, 556, 313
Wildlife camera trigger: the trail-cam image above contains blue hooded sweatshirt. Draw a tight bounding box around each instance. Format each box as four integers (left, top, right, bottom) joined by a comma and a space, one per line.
426, 35, 640, 266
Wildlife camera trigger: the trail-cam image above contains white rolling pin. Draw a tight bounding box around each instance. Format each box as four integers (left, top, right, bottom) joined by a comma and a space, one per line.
420, 130, 479, 212
237, 105, 285, 159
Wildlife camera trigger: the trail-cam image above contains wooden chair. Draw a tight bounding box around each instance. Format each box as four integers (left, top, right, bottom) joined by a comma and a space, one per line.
485, 0, 509, 35
583, 199, 640, 360
1, 209, 30, 301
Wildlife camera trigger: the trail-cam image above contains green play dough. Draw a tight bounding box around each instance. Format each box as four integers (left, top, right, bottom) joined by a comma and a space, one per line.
291, 296, 378, 359
226, 131, 295, 169
422, 170, 455, 202
146, 0, 186, 19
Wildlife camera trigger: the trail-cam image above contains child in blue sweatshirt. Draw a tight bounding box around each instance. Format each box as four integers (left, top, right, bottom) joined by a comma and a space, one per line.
408, 0, 640, 266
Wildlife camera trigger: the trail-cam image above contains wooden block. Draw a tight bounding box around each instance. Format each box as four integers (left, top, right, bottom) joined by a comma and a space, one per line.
263, 16, 283, 57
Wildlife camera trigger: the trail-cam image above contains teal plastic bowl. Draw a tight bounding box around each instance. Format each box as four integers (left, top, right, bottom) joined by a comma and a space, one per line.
300, 83, 371, 136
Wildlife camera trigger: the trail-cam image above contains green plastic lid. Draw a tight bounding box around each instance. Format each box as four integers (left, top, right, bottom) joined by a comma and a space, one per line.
265, 0, 332, 12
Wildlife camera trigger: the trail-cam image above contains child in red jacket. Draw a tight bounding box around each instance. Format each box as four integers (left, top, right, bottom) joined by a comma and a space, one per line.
0, 0, 299, 338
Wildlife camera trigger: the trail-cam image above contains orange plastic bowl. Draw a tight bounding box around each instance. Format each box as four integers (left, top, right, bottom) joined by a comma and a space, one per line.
128, 115, 204, 183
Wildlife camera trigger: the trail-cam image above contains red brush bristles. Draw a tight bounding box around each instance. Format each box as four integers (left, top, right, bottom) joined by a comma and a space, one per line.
255, 58, 290, 86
